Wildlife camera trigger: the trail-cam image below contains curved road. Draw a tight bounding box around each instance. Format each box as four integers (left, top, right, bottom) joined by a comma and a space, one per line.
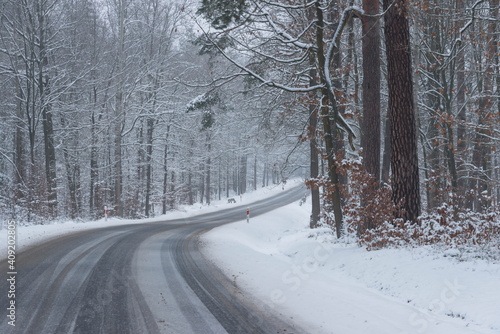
1, 186, 307, 334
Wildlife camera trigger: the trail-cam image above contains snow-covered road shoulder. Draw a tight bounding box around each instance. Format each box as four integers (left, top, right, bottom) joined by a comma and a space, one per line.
201, 201, 500, 334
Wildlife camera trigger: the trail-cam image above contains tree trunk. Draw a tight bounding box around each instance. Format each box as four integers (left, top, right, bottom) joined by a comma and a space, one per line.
381, 114, 391, 184
470, 1, 496, 211
218, 158, 222, 200
262, 157, 267, 188
170, 170, 175, 209
162, 126, 170, 214
90, 103, 99, 218
239, 153, 247, 194
144, 117, 154, 217
226, 158, 230, 198
456, 0, 467, 197
308, 54, 321, 228
494, 0, 500, 205
316, 1, 343, 237
442, 69, 458, 191
60, 114, 79, 219
309, 104, 321, 228
205, 137, 211, 205
114, 0, 126, 217
188, 168, 193, 206
200, 161, 205, 204
383, 0, 421, 223
41, 79, 57, 216
361, 0, 381, 182
63, 146, 79, 219
114, 113, 123, 217
253, 154, 257, 191
37, 0, 57, 216
14, 79, 25, 190
331, 14, 347, 195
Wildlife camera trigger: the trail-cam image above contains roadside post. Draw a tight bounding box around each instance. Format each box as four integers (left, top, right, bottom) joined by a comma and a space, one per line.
246, 208, 249, 223
104, 205, 108, 221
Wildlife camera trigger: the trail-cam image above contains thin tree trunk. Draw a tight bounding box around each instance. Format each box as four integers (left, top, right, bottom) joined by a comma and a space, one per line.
90, 102, 99, 217
253, 154, 257, 191
162, 126, 170, 214
14, 78, 25, 190
200, 162, 205, 204
206, 136, 211, 205
381, 114, 391, 184
170, 170, 175, 209
456, 0, 467, 197
226, 157, 230, 198
316, 1, 343, 237
218, 158, 222, 200
145, 117, 154, 217
262, 158, 267, 188
114, 0, 126, 217
442, 69, 458, 191
188, 169, 193, 206
308, 53, 321, 228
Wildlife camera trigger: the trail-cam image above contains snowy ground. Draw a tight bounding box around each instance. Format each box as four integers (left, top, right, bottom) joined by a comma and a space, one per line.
2, 180, 499, 333
202, 201, 500, 334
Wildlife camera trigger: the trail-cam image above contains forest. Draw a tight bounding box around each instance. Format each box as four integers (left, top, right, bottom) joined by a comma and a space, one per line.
0, 0, 498, 247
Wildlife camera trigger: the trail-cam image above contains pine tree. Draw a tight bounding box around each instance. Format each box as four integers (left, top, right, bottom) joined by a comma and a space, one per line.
383, 0, 421, 223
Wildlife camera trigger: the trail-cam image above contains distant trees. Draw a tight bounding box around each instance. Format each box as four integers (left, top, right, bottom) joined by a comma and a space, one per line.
1, 0, 62, 218
0, 0, 498, 232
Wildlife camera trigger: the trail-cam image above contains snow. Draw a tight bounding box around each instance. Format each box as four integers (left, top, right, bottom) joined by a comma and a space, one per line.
202, 201, 500, 334
2, 180, 499, 333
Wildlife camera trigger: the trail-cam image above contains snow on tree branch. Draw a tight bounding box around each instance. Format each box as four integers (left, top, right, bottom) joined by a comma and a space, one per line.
195, 21, 323, 93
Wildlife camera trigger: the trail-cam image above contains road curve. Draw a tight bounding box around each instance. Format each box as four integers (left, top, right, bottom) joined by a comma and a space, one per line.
1, 186, 307, 334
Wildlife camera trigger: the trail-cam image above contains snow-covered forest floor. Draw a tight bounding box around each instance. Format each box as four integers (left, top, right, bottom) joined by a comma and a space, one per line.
2, 181, 499, 333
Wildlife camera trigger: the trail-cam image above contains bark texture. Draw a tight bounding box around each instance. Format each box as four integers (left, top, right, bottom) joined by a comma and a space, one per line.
383, 0, 421, 222
361, 0, 381, 182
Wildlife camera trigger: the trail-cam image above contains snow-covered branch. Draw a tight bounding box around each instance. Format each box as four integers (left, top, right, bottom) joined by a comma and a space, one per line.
196, 22, 323, 93
255, 2, 315, 51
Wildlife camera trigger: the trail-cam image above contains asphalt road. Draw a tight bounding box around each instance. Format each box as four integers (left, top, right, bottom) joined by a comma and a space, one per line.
1, 186, 307, 334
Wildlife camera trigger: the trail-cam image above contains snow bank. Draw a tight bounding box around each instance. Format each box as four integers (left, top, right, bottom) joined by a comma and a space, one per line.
202, 201, 500, 334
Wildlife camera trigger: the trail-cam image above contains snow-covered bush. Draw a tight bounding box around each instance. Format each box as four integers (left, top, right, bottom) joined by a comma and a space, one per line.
311, 158, 500, 259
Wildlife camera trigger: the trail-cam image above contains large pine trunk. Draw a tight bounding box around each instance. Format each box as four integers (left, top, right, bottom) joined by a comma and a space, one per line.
383, 0, 421, 223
